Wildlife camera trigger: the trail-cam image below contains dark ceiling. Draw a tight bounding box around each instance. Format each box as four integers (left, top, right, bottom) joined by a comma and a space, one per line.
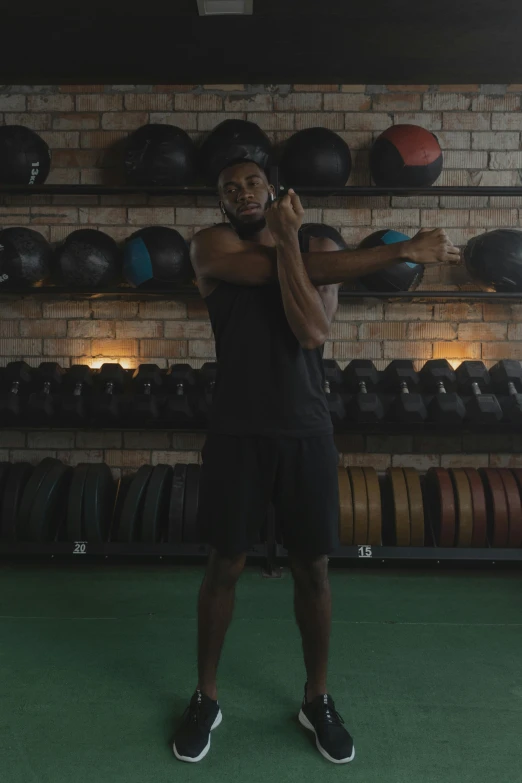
1, 0, 521, 85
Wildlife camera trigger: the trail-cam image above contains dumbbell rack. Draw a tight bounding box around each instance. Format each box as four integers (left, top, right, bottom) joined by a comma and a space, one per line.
2, 182, 522, 568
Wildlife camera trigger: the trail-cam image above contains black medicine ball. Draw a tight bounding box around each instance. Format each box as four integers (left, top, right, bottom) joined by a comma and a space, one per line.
199, 119, 272, 183
124, 124, 196, 185
358, 230, 424, 292
280, 128, 352, 187
123, 226, 192, 289
464, 229, 522, 291
299, 222, 347, 251
370, 124, 443, 187
0, 125, 51, 185
0, 227, 52, 288
56, 229, 121, 288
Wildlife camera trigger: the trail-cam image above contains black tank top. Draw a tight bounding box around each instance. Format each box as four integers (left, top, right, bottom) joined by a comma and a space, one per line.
203, 226, 333, 438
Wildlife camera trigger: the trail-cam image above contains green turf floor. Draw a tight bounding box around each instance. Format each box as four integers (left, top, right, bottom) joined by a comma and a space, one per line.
1, 563, 521, 783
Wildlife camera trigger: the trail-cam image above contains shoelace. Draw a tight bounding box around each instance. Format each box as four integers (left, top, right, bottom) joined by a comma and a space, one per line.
316, 701, 345, 728
182, 693, 204, 728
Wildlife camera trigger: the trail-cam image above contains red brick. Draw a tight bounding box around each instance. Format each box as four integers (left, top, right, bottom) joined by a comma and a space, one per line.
125, 94, 172, 111
175, 94, 223, 111
39, 132, 80, 149
392, 112, 442, 130
423, 94, 471, 111
459, 323, 507, 341
472, 95, 520, 111
186, 300, 209, 319
333, 341, 382, 360
92, 302, 139, 319
433, 303, 482, 321
116, 322, 163, 339
105, 450, 151, 468
43, 339, 90, 356
139, 301, 188, 319
92, 339, 138, 357
341, 453, 391, 470
344, 113, 390, 131
421, 209, 469, 227
245, 112, 295, 130
373, 94, 421, 110
67, 321, 116, 339
28, 94, 74, 112
323, 94, 371, 111
102, 112, 149, 130
482, 303, 512, 321
164, 322, 213, 339
4, 112, 51, 130
439, 84, 480, 92
408, 323, 457, 340
20, 320, 66, 338
472, 132, 519, 150
273, 94, 321, 112
151, 111, 197, 130
489, 454, 522, 468
76, 94, 123, 112
441, 454, 489, 469
294, 113, 343, 131
128, 207, 175, 225
46, 169, 81, 186
0, 321, 19, 337
384, 303, 433, 321
30, 207, 79, 224
335, 302, 383, 321
442, 113, 491, 130
188, 340, 217, 358
391, 454, 440, 470
359, 322, 407, 339
0, 338, 41, 356
79, 207, 127, 225
432, 342, 482, 360
80, 131, 128, 148
383, 341, 433, 359
0, 94, 26, 111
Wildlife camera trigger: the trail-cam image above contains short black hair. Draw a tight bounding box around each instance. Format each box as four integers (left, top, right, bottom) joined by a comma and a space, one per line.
217, 157, 268, 185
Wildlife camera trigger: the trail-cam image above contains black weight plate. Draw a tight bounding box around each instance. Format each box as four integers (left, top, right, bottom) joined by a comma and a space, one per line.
111, 474, 134, 542
66, 464, 90, 542
28, 463, 73, 543
0, 462, 10, 503
17, 457, 61, 541
0, 463, 32, 541
141, 464, 173, 544
84, 463, 117, 543
116, 465, 154, 543
168, 464, 186, 544
183, 464, 201, 544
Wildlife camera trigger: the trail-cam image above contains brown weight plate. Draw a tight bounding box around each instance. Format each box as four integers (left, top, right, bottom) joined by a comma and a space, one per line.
348, 467, 368, 545
402, 468, 425, 546
387, 468, 410, 546
449, 469, 474, 547
425, 468, 456, 547
363, 467, 382, 545
337, 467, 354, 545
463, 468, 487, 547
497, 469, 522, 548
510, 469, 522, 546
479, 468, 509, 548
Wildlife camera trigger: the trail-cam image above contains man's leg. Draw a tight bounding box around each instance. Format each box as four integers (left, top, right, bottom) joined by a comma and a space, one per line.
288, 553, 331, 702
197, 547, 247, 700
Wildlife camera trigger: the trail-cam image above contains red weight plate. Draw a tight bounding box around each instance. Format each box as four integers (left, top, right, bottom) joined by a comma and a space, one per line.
497, 469, 522, 548
479, 469, 509, 548
449, 469, 474, 548
463, 468, 487, 547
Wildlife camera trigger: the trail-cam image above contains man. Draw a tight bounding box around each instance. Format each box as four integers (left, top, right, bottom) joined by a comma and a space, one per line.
173, 159, 459, 764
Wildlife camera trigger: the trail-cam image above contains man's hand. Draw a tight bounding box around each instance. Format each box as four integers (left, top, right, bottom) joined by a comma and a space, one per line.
265, 188, 305, 242
403, 228, 461, 265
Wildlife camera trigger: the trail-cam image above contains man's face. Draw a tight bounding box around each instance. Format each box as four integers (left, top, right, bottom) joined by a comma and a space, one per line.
218, 162, 273, 225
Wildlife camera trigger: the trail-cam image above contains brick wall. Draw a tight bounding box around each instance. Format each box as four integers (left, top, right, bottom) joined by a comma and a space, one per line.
1, 83, 522, 473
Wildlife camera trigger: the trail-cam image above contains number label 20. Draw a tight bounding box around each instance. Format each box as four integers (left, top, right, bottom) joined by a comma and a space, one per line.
73, 541, 87, 555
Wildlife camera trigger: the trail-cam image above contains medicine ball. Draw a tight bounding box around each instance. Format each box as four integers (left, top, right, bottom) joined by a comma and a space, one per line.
280, 128, 352, 187
199, 119, 272, 183
0, 125, 51, 185
464, 229, 522, 291
123, 226, 192, 289
300, 223, 347, 251
56, 229, 121, 288
370, 125, 443, 187
358, 230, 424, 292
0, 227, 52, 288
124, 124, 196, 186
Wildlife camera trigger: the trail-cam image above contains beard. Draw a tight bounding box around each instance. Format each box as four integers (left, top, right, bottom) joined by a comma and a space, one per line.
223, 197, 270, 240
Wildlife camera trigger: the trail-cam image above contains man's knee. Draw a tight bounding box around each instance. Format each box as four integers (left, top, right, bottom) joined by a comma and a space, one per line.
204, 548, 247, 590
288, 552, 329, 592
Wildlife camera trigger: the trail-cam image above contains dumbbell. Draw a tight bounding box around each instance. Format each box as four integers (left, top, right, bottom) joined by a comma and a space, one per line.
456, 361, 503, 424
0, 361, 33, 423
323, 360, 346, 430
165, 364, 198, 427
343, 360, 385, 423
197, 362, 218, 426
60, 365, 93, 424
420, 359, 466, 425
383, 360, 427, 423
91, 363, 127, 423
131, 364, 164, 421
27, 362, 66, 423
489, 360, 522, 423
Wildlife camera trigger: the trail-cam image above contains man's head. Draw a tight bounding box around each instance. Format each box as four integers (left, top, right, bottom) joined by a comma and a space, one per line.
217, 159, 275, 238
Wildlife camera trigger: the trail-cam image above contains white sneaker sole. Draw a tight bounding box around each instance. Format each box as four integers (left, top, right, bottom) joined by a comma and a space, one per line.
173, 709, 223, 763
298, 709, 355, 764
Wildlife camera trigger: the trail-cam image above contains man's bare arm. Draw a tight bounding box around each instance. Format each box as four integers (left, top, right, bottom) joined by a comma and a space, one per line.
190, 226, 460, 288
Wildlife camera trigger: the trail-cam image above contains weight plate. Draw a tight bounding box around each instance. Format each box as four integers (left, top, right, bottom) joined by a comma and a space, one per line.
363, 467, 382, 545
27, 463, 72, 543
66, 464, 90, 542
449, 469, 474, 547
387, 468, 410, 546
0, 462, 10, 504
141, 464, 173, 544
0, 463, 32, 541
479, 468, 509, 547
402, 467, 425, 546
348, 467, 369, 545
168, 464, 187, 544
17, 457, 61, 541
84, 463, 117, 543
497, 469, 522, 548
425, 468, 456, 547
116, 465, 154, 543
337, 466, 354, 545
183, 464, 201, 544
111, 474, 134, 542
463, 468, 487, 547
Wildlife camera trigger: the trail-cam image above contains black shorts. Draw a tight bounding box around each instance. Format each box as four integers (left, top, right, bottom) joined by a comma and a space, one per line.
197, 433, 340, 557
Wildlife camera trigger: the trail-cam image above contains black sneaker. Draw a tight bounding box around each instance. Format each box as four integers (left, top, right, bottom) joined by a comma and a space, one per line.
298, 684, 355, 764
173, 689, 222, 763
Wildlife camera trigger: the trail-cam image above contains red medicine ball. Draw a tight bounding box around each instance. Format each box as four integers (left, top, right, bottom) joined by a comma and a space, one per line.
370, 124, 443, 187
